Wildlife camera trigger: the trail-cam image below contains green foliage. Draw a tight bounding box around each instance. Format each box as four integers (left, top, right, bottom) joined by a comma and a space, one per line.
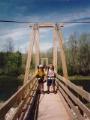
0, 53, 6, 74
0, 51, 23, 101
78, 34, 90, 75
65, 33, 90, 76
53, 33, 90, 76
0, 51, 22, 76
57, 67, 63, 75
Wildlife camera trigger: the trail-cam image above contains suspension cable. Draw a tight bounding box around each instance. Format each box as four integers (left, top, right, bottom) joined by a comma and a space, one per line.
0, 20, 90, 24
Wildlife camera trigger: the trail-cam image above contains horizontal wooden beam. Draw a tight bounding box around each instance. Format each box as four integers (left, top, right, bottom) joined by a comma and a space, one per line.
29, 23, 64, 28
56, 74, 90, 102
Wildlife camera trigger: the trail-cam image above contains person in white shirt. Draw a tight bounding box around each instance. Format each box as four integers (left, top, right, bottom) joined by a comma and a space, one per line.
47, 65, 56, 93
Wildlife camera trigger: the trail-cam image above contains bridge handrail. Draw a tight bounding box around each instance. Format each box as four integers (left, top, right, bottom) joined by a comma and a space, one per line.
56, 74, 90, 119
56, 74, 90, 102
0, 75, 38, 120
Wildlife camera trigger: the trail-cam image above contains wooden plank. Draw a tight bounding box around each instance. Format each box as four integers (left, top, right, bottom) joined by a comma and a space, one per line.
0, 77, 35, 119
29, 23, 64, 28
56, 79, 90, 118
58, 91, 74, 120
19, 83, 38, 120
23, 92, 38, 120
57, 74, 90, 102
37, 83, 70, 120
12, 81, 38, 120
57, 82, 84, 120
29, 23, 55, 28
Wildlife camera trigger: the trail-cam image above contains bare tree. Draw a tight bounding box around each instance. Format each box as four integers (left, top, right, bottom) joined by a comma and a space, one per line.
67, 32, 79, 74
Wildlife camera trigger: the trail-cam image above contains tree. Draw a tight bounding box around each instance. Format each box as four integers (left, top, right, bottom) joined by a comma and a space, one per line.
78, 34, 90, 75
5, 38, 14, 52
0, 52, 7, 74
64, 32, 90, 76
67, 32, 79, 74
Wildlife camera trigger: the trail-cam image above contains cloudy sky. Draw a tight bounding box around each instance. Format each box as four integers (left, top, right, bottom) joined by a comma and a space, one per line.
0, 0, 90, 52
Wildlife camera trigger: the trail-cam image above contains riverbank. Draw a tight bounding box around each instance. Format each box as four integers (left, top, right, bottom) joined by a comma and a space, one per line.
69, 76, 90, 81
0, 75, 23, 101
69, 76, 90, 93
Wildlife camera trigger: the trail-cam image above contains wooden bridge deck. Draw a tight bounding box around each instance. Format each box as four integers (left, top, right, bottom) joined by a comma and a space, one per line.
37, 84, 70, 120
0, 75, 90, 120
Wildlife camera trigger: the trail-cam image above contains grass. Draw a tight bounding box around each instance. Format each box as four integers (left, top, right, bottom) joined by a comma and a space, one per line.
69, 76, 90, 81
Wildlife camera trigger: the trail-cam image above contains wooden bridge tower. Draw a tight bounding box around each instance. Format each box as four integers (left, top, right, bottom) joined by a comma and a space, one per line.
24, 23, 68, 83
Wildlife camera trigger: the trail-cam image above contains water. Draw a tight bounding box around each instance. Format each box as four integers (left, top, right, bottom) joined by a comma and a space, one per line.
71, 79, 90, 93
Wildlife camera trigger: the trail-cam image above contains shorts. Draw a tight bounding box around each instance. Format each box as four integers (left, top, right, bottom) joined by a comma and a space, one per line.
38, 78, 43, 84
47, 79, 55, 86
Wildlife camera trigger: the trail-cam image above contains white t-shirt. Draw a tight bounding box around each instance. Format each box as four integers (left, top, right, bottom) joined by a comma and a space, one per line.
48, 69, 55, 77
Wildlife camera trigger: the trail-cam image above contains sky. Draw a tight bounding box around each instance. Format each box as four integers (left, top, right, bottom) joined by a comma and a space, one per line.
0, 0, 90, 52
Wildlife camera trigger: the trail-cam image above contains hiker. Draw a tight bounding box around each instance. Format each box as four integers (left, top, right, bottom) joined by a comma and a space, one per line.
47, 64, 56, 93
35, 64, 46, 93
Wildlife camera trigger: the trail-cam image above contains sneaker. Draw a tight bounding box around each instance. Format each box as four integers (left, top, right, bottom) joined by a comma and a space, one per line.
47, 90, 50, 94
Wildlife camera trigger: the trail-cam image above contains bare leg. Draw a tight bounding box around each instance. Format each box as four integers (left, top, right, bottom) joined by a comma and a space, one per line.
47, 86, 49, 91
37, 79, 41, 93
41, 83, 44, 93
53, 85, 55, 92
47, 86, 50, 93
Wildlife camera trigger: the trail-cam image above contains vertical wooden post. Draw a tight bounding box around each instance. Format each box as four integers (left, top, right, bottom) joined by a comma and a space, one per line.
53, 27, 57, 72
34, 24, 40, 69
24, 26, 35, 84
55, 24, 68, 79
46, 58, 48, 65
41, 58, 48, 66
